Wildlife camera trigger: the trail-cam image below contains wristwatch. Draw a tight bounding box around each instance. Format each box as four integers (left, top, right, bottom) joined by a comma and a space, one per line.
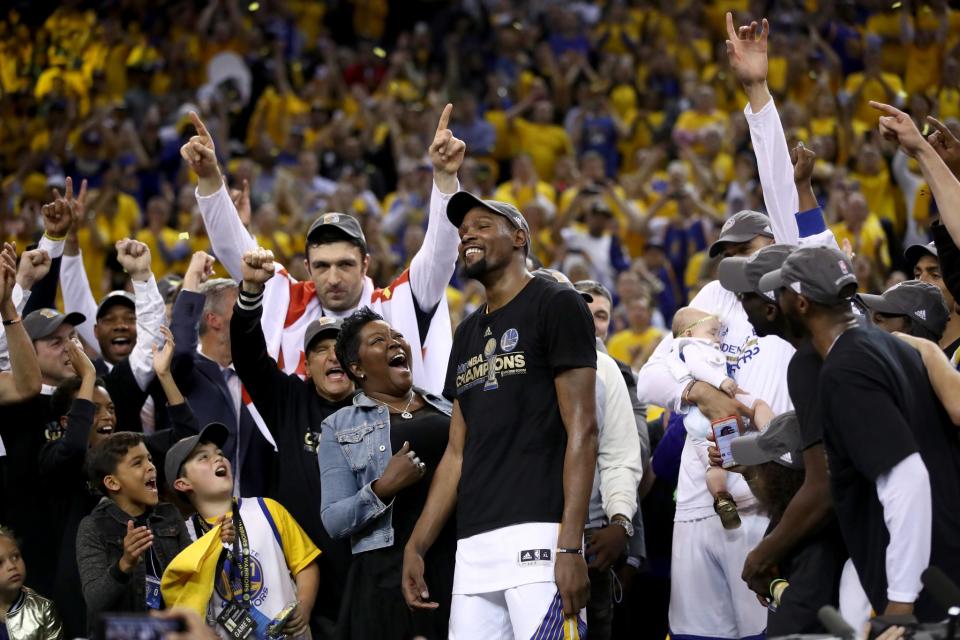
610, 515, 634, 537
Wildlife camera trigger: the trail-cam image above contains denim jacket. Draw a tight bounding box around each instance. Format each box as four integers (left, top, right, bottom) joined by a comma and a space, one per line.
318, 387, 452, 554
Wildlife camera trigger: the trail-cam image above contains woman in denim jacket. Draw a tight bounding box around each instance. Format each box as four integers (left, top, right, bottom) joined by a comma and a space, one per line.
319, 308, 456, 639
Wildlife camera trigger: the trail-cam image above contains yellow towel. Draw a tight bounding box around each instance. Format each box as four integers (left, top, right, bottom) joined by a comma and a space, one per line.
160, 524, 224, 616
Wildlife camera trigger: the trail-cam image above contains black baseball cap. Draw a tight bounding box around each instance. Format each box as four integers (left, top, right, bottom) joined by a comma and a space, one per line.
165, 422, 230, 491
303, 316, 344, 352
859, 280, 949, 337
96, 290, 136, 319
532, 268, 593, 302
446, 191, 531, 255
306, 212, 367, 253
23, 308, 86, 341
718, 244, 797, 302
730, 411, 804, 470
904, 241, 938, 267
709, 210, 775, 257
758, 245, 858, 305
157, 275, 183, 305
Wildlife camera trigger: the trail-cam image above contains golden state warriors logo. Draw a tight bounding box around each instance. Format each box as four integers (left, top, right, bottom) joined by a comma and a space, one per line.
216, 555, 267, 604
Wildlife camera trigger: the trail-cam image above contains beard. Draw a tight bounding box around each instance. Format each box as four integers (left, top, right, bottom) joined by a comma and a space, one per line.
463, 257, 490, 280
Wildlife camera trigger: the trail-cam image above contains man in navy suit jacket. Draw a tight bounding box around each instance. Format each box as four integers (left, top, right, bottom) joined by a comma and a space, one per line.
169, 252, 275, 496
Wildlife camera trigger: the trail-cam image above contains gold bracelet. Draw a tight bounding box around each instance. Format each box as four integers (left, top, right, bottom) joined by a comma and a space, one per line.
43, 232, 66, 242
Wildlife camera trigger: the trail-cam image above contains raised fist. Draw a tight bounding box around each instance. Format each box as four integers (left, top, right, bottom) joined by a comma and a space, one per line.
241, 248, 276, 292
16, 249, 52, 291
183, 251, 215, 292
116, 239, 153, 282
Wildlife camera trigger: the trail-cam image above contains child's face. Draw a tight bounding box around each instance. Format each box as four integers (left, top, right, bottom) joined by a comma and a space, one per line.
688, 316, 722, 343
0, 537, 25, 594
105, 443, 159, 508
179, 442, 233, 499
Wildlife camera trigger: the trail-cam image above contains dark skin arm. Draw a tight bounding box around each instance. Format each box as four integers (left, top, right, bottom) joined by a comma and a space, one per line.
402, 400, 466, 610
554, 366, 599, 616
741, 443, 832, 595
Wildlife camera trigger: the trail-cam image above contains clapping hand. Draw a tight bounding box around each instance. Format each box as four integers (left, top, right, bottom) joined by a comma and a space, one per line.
152, 326, 176, 378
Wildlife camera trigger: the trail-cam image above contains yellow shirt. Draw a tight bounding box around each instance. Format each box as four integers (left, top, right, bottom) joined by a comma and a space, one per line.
607, 327, 664, 368
844, 72, 906, 125
830, 215, 891, 269
936, 87, 960, 121
492, 181, 557, 210
255, 231, 296, 264
512, 119, 574, 181
905, 43, 943, 95
79, 194, 141, 297
851, 168, 899, 233
134, 228, 191, 279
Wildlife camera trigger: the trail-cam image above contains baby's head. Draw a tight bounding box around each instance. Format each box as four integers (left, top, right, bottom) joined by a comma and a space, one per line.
672, 307, 722, 343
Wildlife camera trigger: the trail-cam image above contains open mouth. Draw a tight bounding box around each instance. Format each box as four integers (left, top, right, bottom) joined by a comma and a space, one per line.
464, 247, 484, 260
96, 424, 115, 435
325, 366, 347, 382
145, 478, 158, 493
214, 464, 229, 478
388, 352, 409, 370
111, 337, 132, 347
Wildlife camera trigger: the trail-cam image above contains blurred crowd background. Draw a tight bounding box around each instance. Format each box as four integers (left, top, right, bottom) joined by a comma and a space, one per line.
2, 0, 960, 374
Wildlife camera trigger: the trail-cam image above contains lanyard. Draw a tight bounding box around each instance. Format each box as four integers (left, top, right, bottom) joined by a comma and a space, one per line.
193, 498, 253, 608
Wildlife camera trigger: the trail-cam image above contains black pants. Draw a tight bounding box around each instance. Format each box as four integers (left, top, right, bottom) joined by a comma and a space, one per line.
588, 565, 614, 640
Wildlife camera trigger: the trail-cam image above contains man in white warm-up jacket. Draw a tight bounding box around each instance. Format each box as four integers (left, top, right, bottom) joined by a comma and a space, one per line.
180, 107, 465, 396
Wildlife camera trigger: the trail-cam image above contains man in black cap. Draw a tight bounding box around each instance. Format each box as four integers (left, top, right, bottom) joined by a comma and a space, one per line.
760, 245, 960, 621
182, 107, 464, 396
402, 192, 598, 637
860, 280, 949, 342
231, 247, 356, 638
904, 241, 960, 357
729, 412, 847, 635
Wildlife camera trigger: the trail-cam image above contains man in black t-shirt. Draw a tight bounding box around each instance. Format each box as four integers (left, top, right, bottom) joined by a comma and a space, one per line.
760, 245, 960, 622
402, 192, 598, 639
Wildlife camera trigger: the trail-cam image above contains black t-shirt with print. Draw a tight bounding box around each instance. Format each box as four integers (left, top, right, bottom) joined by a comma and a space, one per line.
444, 276, 597, 539
819, 325, 960, 621
787, 340, 824, 450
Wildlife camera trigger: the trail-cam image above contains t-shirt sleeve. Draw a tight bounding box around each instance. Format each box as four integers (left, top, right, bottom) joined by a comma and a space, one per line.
787, 349, 824, 449
263, 498, 321, 576
543, 288, 598, 373
820, 362, 918, 480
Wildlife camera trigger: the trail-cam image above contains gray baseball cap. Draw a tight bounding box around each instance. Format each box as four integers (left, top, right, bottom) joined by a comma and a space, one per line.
303, 316, 344, 352
446, 191, 531, 255
859, 280, 949, 337
23, 308, 87, 341
307, 212, 368, 252
904, 241, 938, 267
709, 210, 775, 257
718, 244, 797, 302
157, 275, 183, 305
532, 268, 593, 302
758, 246, 858, 305
730, 411, 804, 470
96, 290, 136, 319
165, 422, 230, 492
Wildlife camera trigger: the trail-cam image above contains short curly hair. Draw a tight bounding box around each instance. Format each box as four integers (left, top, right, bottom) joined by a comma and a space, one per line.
85, 432, 145, 496
334, 307, 384, 384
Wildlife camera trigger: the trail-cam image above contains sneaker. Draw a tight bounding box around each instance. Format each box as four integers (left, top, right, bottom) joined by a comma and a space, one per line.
714, 491, 741, 529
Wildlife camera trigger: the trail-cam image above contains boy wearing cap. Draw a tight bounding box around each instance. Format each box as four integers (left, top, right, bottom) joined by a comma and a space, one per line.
729, 412, 847, 635
232, 250, 356, 635
763, 244, 960, 621
182, 108, 463, 396
860, 280, 949, 342
163, 424, 320, 640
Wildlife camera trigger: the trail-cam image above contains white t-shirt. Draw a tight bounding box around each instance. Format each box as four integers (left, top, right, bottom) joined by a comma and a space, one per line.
560, 228, 615, 289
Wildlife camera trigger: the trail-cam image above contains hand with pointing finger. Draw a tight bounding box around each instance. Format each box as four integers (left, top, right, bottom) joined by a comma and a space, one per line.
925, 116, 960, 178
179, 112, 222, 194
870, 101, 928, 157
429, 104, 466, 194
725, 12, 769, 90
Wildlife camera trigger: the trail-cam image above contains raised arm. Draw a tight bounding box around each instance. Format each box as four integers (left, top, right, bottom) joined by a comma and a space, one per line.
872, 102, 960, 246
115, 239, 164, 391
408, 104, 463, 312
55, 178, 101, 353
0, 243, 41, 403
181, 112, 258, 279
0, 248, 50, 370
726, 12, 800, 244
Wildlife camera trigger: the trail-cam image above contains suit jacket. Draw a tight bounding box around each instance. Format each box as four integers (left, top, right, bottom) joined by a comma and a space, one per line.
93, 357, 150, 432
169, 290, 274, 496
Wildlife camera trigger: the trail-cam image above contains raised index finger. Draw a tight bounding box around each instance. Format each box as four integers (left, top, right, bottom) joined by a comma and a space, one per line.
725, 11, 738, 41
926, 115, 954, 139
65, 176, 73, 201
189, 111, 211, 140
435, 103, 452, 136
868, 100, 903, 118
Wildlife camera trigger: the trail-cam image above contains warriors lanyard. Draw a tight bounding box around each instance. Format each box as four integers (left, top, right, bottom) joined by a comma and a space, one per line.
193, 498, 254, 608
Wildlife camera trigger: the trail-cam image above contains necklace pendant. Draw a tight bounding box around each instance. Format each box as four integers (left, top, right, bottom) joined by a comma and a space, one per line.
401, 411, 413, 420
